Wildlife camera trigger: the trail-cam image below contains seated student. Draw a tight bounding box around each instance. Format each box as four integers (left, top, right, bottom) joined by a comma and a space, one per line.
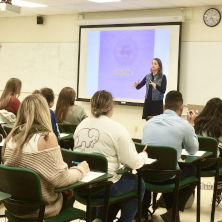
55, 87, 87, 125
0, 78, 22, 116
2, 94, 89, 219
36, 88, 60, 139
73, 90, 148, 222
142, 90, 199, 222
194, 97, 222, 203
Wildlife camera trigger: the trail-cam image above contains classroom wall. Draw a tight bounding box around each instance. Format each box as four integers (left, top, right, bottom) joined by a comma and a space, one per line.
0, 5, 222, 139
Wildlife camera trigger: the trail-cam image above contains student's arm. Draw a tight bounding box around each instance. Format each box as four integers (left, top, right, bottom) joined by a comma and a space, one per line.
183, 123, 199, 155
156, 75, 167, 94
115, 126, 148, 170
38, 132, 89, 187
135, 76, 146, 89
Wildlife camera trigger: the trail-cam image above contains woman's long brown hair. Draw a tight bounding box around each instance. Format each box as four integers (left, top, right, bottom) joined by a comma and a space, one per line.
194, 98, 222, 139
55, 87, 76, 122
0, 78, 22, 110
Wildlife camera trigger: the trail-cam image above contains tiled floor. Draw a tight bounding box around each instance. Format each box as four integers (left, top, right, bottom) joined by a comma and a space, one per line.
0, 178, 221, 222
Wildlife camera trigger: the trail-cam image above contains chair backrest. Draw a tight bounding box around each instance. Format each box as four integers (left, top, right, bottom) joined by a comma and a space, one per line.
132, 138, 142, 144
139, 145, 178, 182
134, 142, 145, 153
2, 124, 13, 135
198, 136, 218, 158
0, 123, 7, 138
61, 149, 108, 173
0, 164, 43, 216
198, 136, 219, 169
58, 123, 77, 134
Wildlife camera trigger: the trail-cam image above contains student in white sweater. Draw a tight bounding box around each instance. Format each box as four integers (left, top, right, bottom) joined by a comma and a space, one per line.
74, 90, 148, 222
2, 94, 89, 219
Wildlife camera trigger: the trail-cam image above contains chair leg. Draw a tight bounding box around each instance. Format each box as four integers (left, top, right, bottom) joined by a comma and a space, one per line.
87, 188, 92, 222
211, 175, 219, 222
137, 172, 142, 222
196, 163, 201, 222
196, 181, 200, 222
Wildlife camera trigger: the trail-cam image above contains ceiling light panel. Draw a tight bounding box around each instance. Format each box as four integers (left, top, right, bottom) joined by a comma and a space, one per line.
12, 0, 47, 8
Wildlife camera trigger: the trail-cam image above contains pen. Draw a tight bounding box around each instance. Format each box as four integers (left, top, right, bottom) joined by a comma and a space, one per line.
143, 144, 148, 152
72, 161, 81, 165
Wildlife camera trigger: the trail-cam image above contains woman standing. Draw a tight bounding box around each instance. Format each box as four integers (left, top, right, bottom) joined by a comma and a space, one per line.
134, 58, 167, 120
0, 78, 22, 115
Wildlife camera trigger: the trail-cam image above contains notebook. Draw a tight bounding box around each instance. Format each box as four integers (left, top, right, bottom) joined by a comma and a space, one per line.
59, 133, 69, 138
181, 149, 206, 157
145, 158, 157, 165
80, 171, 105, 183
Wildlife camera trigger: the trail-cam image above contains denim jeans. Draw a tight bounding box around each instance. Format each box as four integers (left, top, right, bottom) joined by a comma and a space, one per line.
94, 173, 146, 222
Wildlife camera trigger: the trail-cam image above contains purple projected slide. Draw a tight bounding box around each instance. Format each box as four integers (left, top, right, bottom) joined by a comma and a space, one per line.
98, 30, 155, 100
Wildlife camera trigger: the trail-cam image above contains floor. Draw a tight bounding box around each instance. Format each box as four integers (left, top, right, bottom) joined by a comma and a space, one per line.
0, 177, 221, 222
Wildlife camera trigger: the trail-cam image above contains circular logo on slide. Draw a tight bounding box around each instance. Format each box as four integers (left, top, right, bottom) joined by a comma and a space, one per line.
114, 39, 137, 65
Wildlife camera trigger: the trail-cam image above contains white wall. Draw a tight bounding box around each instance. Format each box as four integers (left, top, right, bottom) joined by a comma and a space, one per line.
1, 6, 222, 139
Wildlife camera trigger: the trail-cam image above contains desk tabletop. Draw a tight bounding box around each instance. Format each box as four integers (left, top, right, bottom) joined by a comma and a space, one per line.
180, 151, 212, 164
55, 173, 113, 193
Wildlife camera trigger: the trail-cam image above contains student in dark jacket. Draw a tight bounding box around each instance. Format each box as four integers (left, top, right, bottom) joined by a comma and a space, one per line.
33, 88, 59, 139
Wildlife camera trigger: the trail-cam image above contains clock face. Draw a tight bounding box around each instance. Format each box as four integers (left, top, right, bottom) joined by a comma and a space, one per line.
203, 8, 221, 27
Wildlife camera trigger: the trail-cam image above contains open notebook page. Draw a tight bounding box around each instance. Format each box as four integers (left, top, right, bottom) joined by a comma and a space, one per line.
59, 133, 69, 138
181, 149, 206, 157
80, 171, 105, 183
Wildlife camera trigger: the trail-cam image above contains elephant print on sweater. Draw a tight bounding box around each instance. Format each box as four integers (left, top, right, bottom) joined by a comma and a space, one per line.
75, 128, 100, 148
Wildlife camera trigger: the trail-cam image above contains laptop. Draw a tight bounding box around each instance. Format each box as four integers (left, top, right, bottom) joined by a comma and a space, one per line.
187, 104, 205, 116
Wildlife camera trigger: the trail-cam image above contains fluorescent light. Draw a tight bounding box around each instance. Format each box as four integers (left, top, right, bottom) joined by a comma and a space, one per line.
0, 2, 20, 13
88, 0, 121, 3
12, 0, 47, 8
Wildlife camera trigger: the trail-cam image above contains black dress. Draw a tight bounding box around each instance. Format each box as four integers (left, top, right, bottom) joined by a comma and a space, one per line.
136, 74, 167, 119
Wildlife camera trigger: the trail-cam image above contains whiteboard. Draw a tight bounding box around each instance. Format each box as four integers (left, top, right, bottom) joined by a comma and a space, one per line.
180, 41, 222, 105
0, 43, 78, 94
0, 41, 221, 105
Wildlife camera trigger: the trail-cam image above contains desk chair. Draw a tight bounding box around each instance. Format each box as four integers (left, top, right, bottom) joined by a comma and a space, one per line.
0, 164, 86, 222
136, 144, 201, 222
198, 136, 222, 222
58, 123, 77, 150
61, 148, 143, 222
58, 123, 77, 134
2, 123, 13, 135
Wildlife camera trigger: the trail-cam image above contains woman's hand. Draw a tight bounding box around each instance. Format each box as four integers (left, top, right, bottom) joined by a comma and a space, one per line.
149, 80, 156, 89
134, 81, 140, 88
78, 161, 90, 174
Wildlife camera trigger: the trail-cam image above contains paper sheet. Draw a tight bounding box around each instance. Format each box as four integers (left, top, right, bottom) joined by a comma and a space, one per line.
80, 171, 105, 183
59, 133, 69, 138
181, 149, 206, 157
145, 158, 156, 165
0, 139, 5, 147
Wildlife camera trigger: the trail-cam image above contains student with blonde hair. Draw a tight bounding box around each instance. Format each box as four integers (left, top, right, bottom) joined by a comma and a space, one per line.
0, 78, 22, 115
74, 90, 148, 222
55, 87, 87, 125
2, 94, 89, 219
